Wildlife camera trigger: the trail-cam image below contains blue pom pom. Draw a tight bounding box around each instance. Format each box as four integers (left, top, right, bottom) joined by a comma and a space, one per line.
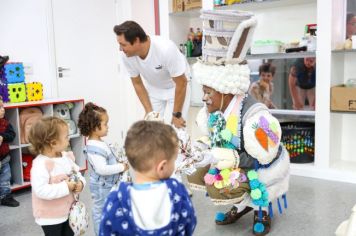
253, 222, 265, 233
259, 184, 266, 192
249, 179, 260, 189
215, 212, 226, 222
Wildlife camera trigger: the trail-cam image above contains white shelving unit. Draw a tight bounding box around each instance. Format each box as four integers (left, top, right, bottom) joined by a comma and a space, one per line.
161, 0, 356, 184
4, 98, 86, 191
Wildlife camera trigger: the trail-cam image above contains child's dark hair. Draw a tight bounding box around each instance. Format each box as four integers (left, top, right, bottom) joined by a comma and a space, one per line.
28, 117, 68, 155
259, 63, 276, 76
125, 121, 178, 173
77, 102, 106, 136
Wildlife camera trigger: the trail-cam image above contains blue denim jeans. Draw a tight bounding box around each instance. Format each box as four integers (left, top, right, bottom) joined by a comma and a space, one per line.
0, 161, 11, 200
89, 178, 114, 236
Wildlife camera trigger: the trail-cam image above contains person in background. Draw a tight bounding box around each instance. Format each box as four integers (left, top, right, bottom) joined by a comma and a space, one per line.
100, 121, 196, 236
0, 96, 19, 207
346, 13, 356, 39
288, 57, 316, 110
113, 21, 190, 128
249, 63, 277, 109
77, 102, 129, 236
29, 117, 86, 236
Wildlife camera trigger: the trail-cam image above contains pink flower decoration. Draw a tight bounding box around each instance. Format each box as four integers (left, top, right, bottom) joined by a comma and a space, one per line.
215, 174, 223, 181
204, 173, 216, 185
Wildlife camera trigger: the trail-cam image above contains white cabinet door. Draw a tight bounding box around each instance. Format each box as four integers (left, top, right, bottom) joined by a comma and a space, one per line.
50, 0, 127, 144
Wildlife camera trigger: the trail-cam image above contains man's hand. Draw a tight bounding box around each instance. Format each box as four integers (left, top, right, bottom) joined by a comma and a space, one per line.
172, 116, 186, 128
0, 136, 3, 146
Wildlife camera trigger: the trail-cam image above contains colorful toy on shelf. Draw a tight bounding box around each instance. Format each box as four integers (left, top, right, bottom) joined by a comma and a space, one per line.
8, 83, 26, 103
26, 82, 43, 101
4, 63, 25, 84
53, 103, 77, 135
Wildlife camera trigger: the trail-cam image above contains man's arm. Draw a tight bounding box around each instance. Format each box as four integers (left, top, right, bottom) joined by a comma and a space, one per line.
172, 74, 188, 128
131, 76, 153, 114
288, 66, 303, 110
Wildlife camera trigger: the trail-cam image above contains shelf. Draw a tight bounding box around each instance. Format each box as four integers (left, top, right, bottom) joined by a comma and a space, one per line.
246, 51, 316, 60
332, 49, 356, 54
11, 181, 31, 191
4, 98, 84, 109
20, 143, 31, 148
214, 0, 316, 11
271, 109, 315, 122
10, 145, 19, 150
170, 8, 201, 17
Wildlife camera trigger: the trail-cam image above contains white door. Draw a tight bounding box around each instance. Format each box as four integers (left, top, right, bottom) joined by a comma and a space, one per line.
50, 0, 128, 144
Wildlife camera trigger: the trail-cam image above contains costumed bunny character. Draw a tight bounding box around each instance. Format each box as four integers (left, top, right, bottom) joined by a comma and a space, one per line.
186, 9, 290, 236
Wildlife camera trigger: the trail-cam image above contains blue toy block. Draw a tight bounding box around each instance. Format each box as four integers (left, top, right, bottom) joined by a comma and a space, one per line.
4, 63, 25, 83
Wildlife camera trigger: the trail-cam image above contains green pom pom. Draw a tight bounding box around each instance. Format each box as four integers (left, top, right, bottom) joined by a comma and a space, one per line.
251, 189, 262, 200
247, 170, 258, 180
220, 169, 231, 180
220, 129, 233, 142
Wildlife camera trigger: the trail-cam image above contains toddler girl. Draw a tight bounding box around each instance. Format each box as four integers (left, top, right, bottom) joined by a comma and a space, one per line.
78, 102, 129, 235
29, 117, 86, 236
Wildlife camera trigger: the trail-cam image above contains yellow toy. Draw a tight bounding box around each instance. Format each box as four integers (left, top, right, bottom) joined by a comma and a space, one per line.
26, 82, 43, 101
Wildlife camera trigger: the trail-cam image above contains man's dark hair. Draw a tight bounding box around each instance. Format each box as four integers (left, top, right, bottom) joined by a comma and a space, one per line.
259, 63, 276, 76
113, 21, 148, 45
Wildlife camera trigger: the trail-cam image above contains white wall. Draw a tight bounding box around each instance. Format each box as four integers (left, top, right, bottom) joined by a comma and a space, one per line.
0, 0, 54, 97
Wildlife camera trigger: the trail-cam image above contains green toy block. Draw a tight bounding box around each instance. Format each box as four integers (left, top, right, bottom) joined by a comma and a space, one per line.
8, 83, 26, 103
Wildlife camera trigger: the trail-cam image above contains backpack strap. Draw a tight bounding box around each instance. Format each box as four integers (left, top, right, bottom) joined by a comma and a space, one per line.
85, 145, 108, 158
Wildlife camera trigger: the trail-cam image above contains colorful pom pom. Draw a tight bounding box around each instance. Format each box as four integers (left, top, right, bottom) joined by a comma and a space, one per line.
208, 168, 219, 175
214, 181, 224, 189
215, 212, 226, 222
253, 222, 265, 233
215, 174, 223, 181
251, 189, 262, 200
220, 129, 233, 142
204, 173, 216, 185
247, 170, 258, 180
220, 169, 231, 180
249, 179, 260, 189
238, 173, 247, 182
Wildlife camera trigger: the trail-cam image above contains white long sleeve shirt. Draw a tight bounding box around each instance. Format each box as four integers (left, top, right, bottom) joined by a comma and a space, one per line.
31, 153, 86, 225
86, 140, 125, 175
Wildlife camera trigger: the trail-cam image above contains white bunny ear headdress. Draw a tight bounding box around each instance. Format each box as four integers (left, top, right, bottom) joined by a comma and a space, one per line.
193, 10, 257, 95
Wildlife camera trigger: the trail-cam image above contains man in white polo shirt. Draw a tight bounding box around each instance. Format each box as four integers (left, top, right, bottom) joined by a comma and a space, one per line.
113, 21, 190, 128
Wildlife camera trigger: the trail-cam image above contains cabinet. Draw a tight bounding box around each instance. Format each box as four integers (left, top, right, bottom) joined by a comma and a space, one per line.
161, 0, 356, 183
4, 98, 86, 191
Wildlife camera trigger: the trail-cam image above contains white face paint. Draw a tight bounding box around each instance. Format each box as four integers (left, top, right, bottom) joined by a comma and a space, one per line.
205, 98, 213, 105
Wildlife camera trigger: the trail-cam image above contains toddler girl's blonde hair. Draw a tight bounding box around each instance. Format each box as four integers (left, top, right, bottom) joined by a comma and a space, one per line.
28, 116, 68, 155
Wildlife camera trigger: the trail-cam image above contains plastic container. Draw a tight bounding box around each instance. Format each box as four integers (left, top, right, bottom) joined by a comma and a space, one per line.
250, 40, 282, 54
281, 121, 315, 163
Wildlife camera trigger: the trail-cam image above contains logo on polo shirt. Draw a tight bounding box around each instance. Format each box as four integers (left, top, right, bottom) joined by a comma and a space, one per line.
155, 65, 162, 70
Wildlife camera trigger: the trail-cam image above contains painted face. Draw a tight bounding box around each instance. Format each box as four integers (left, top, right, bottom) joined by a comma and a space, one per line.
94, 112, 109, 138
304, 57, 316, 69
260, 72, 273, 83
202, 85, 223, 113
116, 35, 139, 57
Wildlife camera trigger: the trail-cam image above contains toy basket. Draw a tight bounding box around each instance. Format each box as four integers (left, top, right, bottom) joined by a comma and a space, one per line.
281, 121, 314, 163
